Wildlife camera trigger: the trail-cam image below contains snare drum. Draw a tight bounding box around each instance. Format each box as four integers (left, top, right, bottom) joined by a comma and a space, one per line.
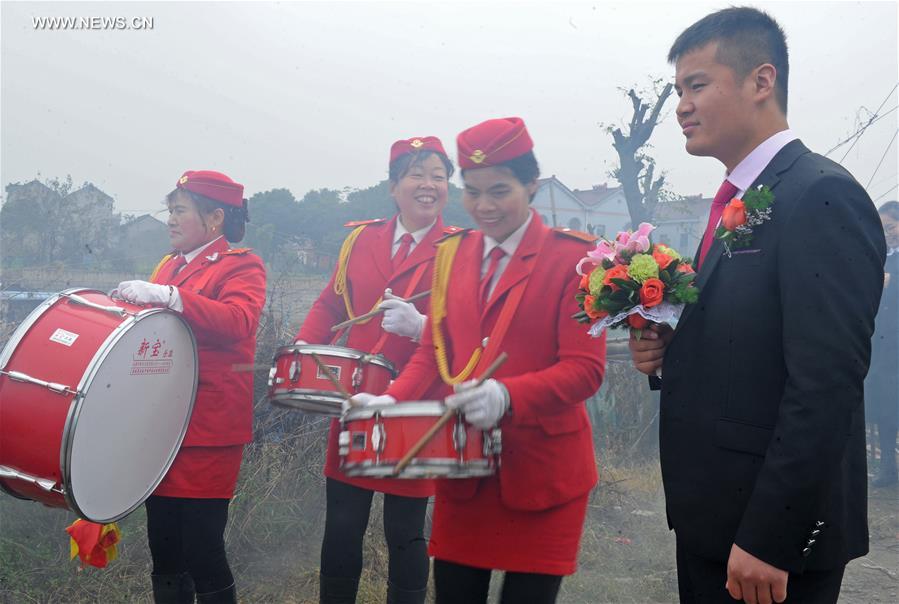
268, 344, 397, 416
0, 289, 198, 523
339, 401, 501, 478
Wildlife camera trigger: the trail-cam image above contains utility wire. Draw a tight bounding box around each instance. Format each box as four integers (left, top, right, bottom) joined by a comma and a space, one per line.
866, 129, 898, 189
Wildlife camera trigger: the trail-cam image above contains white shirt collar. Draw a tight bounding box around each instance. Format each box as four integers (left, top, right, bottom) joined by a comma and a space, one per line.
183, 236, 224, 264
483, 211, 533, 259
394, 217, 436, 245
727, 129, 798, 194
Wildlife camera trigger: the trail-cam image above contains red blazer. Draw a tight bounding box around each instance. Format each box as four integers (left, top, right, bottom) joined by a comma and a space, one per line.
297, 215, 448, 497
387, 212, 606, 510
152, 237, 267, 447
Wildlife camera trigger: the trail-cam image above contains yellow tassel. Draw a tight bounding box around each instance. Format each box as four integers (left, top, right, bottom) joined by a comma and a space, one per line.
333, 225, 382, 323
431, 237, 481, 385
149, 254, 174, 282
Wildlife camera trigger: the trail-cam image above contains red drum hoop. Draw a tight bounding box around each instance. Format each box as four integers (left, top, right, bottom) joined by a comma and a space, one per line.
339, 401, 500, 479
268, 344, 396, 416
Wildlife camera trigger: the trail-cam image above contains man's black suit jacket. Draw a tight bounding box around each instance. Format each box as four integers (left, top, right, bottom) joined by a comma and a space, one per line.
656, 140, 887, 573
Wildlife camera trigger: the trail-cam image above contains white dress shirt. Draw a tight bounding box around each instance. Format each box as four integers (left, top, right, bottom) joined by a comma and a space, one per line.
481, 212, 533, 300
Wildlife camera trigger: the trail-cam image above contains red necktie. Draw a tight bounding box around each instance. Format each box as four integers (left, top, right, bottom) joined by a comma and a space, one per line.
697, 179, 739, 268
393, 233, 414, 271
479, 247, 506, 306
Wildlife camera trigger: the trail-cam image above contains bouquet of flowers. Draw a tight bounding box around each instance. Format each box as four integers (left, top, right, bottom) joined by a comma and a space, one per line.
574, 223, 700, 337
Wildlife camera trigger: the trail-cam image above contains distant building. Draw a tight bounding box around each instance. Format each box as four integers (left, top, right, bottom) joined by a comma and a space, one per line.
534, 176, 710, 255
533, 178, 631, 237
118, 214, 171, 271
652, 195, 711, 257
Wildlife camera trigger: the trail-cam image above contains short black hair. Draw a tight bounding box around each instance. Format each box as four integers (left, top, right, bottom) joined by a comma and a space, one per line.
668, 6, 789, 114
461, 151, 541, 186
879, 200, 899, 221
167, 188, 249, 243
388, 150, 454, 184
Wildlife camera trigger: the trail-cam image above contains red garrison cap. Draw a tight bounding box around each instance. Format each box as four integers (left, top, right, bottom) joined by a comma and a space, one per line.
176, 170, 244, 208
457, 117, 533, 170
389, 136, 448, 165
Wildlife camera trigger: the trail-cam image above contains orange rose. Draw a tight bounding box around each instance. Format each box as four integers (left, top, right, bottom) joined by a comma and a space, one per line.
721, 198, 747, 231
579, 270, 591, 291
602, 264, 630, 291
676, 263, 695, 274
628, 313, 649, 329
583, 295, 607, 321
652, 250, 674, 270
639, 278, 665, 308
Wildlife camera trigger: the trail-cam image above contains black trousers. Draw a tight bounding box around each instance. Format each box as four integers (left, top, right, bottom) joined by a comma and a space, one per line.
145, 495, 234, 594
320, 478, 429, 590
433, 559, 563, 604
676, 538, 845, 604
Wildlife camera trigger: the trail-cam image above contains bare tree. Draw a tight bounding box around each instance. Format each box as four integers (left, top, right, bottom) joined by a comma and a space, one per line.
608, 80, 674, 228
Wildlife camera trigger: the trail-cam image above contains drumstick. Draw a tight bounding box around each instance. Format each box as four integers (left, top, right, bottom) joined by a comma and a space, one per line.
310, 353, 359, 408
392, 352, 509, 476
330, 290, 431, 332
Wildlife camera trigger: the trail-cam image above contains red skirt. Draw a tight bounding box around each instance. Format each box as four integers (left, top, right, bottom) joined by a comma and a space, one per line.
429, 475, 589, 575
324, 418, 434, 499
154, 445, 244, 499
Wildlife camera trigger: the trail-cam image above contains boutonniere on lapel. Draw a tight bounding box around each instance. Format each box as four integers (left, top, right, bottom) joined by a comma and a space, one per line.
715, 184, 775, 256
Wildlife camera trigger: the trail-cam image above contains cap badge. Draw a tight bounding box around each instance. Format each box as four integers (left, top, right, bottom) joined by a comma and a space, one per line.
410, 138, 424, 148
470, 150, 486, 164
179, 176, 189, 184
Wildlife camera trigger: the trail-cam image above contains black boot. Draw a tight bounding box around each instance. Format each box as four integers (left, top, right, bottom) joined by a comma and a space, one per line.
196, 583, 237, 604
151, 573, 195, 604
387, 581, 427, 604
319, 573, 360, 604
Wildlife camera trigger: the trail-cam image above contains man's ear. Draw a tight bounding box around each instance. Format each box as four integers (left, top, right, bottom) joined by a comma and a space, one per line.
754, 63, 777, 102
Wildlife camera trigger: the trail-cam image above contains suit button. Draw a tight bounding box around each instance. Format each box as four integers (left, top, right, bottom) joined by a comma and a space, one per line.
816, 520, 825, 527
802, 547, 811, 557
811, 529, 821, 537
806, 539, 816, 546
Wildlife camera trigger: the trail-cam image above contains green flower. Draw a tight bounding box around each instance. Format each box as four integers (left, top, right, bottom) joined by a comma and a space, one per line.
654, 243, 681, 260
588, 267, 606, 295
627, 254, 660, 283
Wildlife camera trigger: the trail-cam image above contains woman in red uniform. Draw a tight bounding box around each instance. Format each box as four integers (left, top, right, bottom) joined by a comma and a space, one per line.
380, 118, 606, 603
116, 170, 266, 604
295, 137, 454, 604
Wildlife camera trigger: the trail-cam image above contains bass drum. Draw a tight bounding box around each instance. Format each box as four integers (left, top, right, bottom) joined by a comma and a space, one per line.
0, 288, 197, 523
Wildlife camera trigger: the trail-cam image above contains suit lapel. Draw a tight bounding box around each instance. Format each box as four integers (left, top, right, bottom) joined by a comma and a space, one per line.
482, 213, 544, 319
674, 140, 809, 334
372, 216, 396, 282
171, 238, 230, 287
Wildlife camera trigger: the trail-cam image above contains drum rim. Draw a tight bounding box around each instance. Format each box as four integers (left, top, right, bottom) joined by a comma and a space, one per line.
58, 300, 199, 523
273, 344, 397, 376
343, 401, 447, 420
342, 458, 495, 478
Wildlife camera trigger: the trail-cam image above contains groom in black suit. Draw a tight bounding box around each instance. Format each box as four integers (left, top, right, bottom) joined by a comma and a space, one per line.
630, 7, 887, 604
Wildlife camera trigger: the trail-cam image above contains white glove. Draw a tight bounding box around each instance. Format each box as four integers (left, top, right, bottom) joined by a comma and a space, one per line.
294, 339, 309, 345
341, 393, 396, 414
445, 379, 510, 429
378, 290, 426, 341
117, 280, 173, 307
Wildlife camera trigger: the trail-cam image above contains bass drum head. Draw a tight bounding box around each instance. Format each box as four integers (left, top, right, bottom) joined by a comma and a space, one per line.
65, 310, 197, 522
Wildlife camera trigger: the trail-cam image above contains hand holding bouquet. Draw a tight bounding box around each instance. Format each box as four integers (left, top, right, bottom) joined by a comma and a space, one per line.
574, 223, 699, 338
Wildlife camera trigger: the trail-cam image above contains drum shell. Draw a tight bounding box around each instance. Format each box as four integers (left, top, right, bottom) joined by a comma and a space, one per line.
268, 345, 396, 415
0, 289, 197, 521
339, 401, 498, 478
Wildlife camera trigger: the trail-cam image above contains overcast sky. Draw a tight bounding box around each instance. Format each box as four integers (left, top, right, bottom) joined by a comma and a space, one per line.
2, 0, 897, 216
